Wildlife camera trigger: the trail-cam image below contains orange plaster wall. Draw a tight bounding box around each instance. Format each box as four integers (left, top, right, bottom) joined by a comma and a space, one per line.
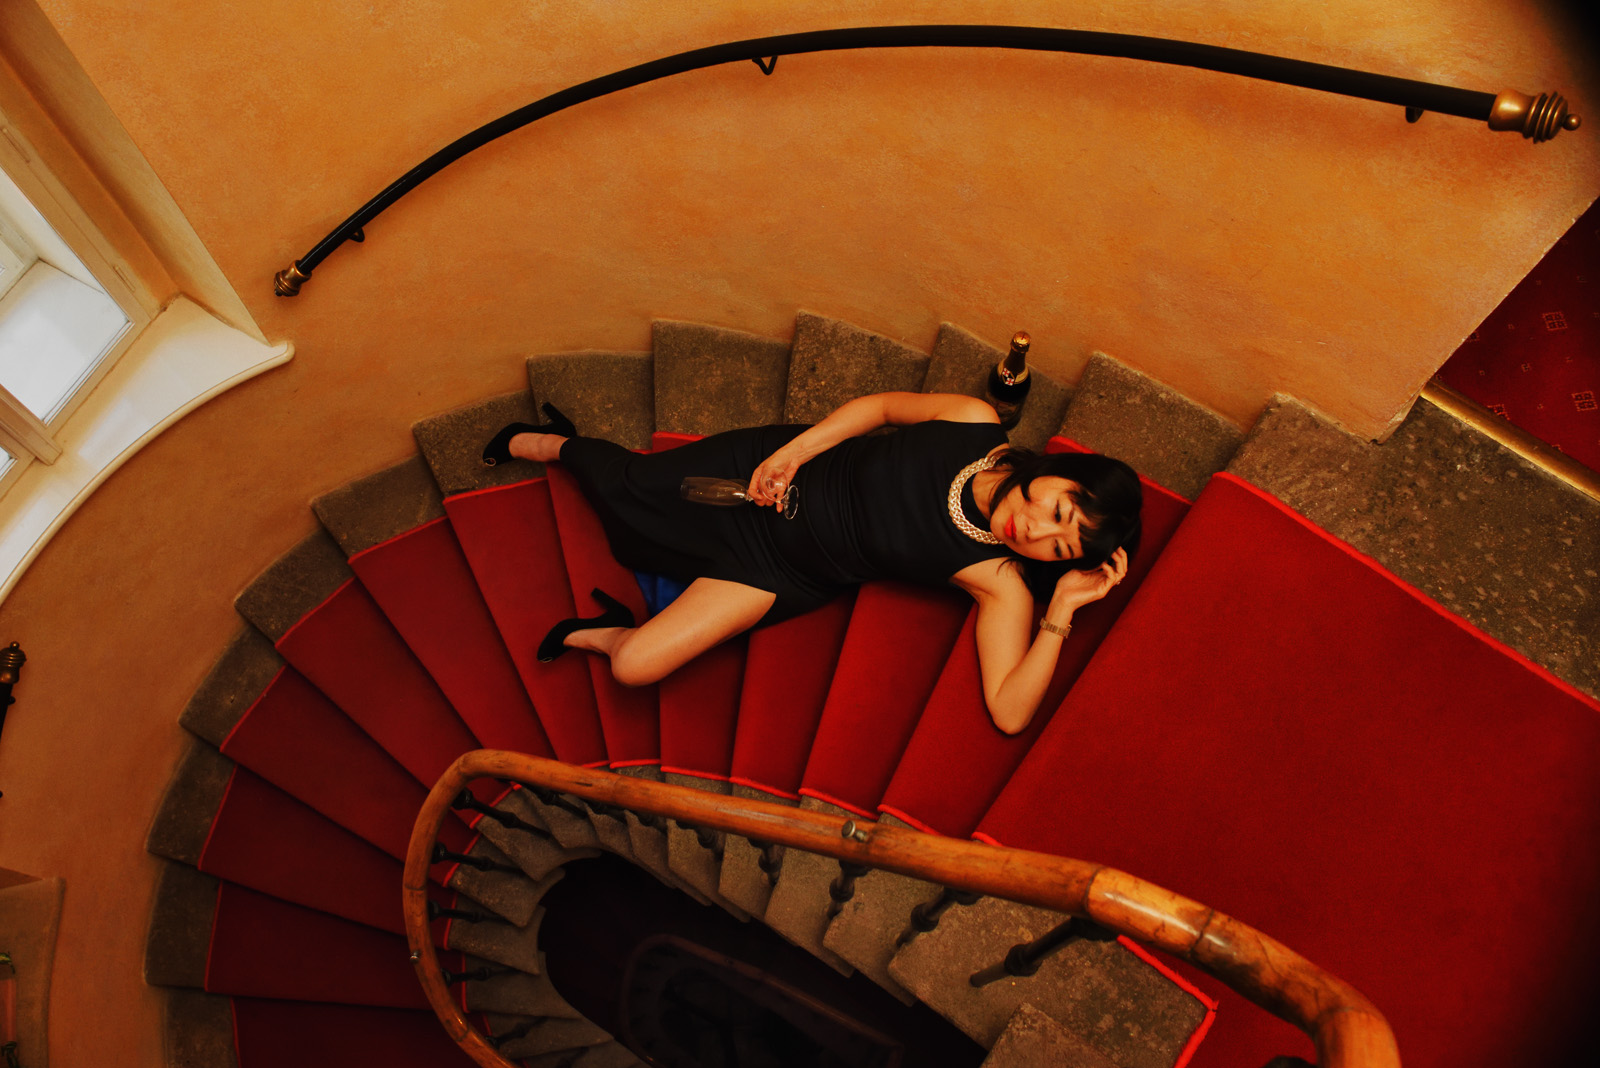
0, 2, 1595, 1065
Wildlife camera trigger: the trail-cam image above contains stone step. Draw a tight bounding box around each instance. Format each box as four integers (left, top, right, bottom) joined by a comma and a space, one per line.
177, 627, 285, 748
311, 454, 447, 558
162, 989, 238, 1068
447, 898, 549, 975
462, 953, 587, 1017
527, 350, 656, 451
887, 897, 1206, 1066
716, 783, 795, 917
525, 1042, 645, 1068
144, 861, 219, 990
652, 319, 791, 435
782, 312, 929, 424
758, 797, 858, 976
661, 772, 749, 920
482, 1012, 611, 1059
1060, 352, 1245, 501
981, 1003, 1120, 1068
1228, 393, 1599, 699
921, 322, 1072, 453
820, 815, 935, 1003
232, 528, 352, 646
412, 390, 547, 496
445, 837, 542, 927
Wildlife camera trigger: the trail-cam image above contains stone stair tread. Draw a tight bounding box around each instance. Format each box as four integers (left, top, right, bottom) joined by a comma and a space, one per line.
162, 989, 240, 1068
1228, 394, 1599, 698
448, 904, 547, 974
145, 862, 219, 989
524, 1041, 644, 1068
612, 765, 712, 902
888, 897, 1205, 1067
1060, 353, 1243, 502
446, 838, 540, 926
471, 790, 598, 881
716, 783, 794, 918
758, 797, 856, 975
147, 741, 235, 866
662, 772, 748, 920
652, 319, 791, 435
820, 854, 932, 1004
412, 390, 546, 497
981, 1003, 1121, 1068
465, 958, 586, 1017
483, 1012, 611, 1058
783, 312, 929, 423
233, 528, 353, 643
528, 350, 655, 451
178, 627, 284, 746
922, 322, 1071, 453
311, 455, 447, 558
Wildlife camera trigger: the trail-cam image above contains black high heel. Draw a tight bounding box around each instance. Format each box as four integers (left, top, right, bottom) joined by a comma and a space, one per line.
538, 587, 636, 662
481, 403, 578, 467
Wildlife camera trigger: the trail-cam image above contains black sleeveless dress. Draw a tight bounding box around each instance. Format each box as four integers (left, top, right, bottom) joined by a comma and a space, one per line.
559, 420, 1013, 624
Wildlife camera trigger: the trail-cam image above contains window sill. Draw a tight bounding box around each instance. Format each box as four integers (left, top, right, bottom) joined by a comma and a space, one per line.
0, 296, 292, 603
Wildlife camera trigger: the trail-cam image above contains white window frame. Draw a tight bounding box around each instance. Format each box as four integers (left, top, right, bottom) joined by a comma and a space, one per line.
0, 110, 152, 497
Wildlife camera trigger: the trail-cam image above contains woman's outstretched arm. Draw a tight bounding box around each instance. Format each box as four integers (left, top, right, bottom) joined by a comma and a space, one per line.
748, 392, 997, 507
954, 551, 1127, 734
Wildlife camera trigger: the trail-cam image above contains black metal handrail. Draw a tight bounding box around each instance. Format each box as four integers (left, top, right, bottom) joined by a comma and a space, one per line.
275, 24, 1581, 296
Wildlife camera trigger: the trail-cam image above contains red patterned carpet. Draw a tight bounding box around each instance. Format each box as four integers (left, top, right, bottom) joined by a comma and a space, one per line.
1436, 197, 1600, 473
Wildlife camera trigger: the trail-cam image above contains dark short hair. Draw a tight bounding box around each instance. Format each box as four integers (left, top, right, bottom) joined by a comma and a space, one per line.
985, 448, 1143, 600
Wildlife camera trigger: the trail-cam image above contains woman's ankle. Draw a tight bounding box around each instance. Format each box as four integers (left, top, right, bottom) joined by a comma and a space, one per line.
509, 432, 567, 463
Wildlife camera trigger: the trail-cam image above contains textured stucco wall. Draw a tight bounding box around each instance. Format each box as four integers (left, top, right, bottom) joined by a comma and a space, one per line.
0, 2, 1595, 1064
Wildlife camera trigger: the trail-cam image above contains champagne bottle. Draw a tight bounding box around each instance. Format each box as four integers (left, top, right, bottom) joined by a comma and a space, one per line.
987, 331, 1032, 430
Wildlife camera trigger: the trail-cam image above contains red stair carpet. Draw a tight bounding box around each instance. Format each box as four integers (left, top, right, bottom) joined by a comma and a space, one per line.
976, 472, 1600, 1068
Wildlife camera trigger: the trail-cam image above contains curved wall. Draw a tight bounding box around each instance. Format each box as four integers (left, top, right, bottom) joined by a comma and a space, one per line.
0, 1, 1595, 1064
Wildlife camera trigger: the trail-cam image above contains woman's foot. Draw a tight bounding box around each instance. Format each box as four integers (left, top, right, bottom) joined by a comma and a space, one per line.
481, 403, 577, 466
537, 588, 636, 662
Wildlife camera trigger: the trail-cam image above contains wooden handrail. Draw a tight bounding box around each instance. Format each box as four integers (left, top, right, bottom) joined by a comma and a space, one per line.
404, 751, 1400, 1068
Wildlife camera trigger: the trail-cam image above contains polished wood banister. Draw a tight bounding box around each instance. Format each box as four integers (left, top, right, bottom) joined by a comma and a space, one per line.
405, 750, 1400, 1068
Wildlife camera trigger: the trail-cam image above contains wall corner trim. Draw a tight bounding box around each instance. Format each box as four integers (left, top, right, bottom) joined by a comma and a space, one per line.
0, 296, 292, 604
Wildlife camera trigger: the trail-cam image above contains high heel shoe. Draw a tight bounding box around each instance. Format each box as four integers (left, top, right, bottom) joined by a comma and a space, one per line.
481, 403, 578, 467
538, 587, 635, 662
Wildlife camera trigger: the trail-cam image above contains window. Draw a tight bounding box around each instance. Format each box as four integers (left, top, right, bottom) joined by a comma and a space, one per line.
0, 130, 136, 495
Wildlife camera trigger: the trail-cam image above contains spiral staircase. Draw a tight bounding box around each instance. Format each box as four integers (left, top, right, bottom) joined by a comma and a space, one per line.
143, 312, 1600, 1068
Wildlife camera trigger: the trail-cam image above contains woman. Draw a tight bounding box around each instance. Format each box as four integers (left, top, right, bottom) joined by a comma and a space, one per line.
484, 392, 1140, 735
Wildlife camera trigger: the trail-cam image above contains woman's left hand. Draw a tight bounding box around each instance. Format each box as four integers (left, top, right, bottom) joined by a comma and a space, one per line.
1045, 548, 1129, 619
748, 443, 804, 509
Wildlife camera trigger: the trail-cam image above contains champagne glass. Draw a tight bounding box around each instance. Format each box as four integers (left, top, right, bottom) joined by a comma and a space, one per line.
680, 476, 798, 519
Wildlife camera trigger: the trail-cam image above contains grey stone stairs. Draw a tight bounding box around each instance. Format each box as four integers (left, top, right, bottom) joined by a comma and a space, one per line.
146, 309, 1599, 1068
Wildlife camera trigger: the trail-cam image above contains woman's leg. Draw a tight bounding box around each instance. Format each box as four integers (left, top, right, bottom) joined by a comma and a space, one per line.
566, 577, 776, 686
509, 432, 566, 463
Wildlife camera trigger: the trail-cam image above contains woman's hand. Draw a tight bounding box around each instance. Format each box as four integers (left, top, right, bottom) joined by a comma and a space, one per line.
1045, 548, 1129, 620
748, 442, 804, 509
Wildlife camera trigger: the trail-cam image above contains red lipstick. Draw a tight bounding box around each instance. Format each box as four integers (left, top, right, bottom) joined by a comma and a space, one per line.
1004, 517, 1016, 540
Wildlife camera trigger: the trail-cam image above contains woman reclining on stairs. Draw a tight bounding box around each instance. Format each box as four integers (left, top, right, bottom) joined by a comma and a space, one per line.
483, 392, 1140, 734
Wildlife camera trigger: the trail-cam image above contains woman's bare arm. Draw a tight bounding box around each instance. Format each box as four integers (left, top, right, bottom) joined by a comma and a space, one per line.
954, 550, 1128, 734
749, 393, 997, 506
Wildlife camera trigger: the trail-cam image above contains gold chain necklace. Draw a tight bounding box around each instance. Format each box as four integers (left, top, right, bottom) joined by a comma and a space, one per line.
948, 457, 1002, 545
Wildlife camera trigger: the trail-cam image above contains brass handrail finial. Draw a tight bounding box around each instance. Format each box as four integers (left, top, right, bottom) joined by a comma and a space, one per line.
1487, 89, 1582, 142
273, 263, 310, 297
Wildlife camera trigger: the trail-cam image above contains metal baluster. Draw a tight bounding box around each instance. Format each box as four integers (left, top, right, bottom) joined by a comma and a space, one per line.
896, 886, 983, 947
486, 1018, 537, 1049
425, 899, 501, 925
529, 785, 595, 822
749, 839, 784, 884
969, 916, 1116, 987
826, 862, 873, 920
432, 842, 522, 876
450, 789, 552, 838
441, 963, 518, 986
